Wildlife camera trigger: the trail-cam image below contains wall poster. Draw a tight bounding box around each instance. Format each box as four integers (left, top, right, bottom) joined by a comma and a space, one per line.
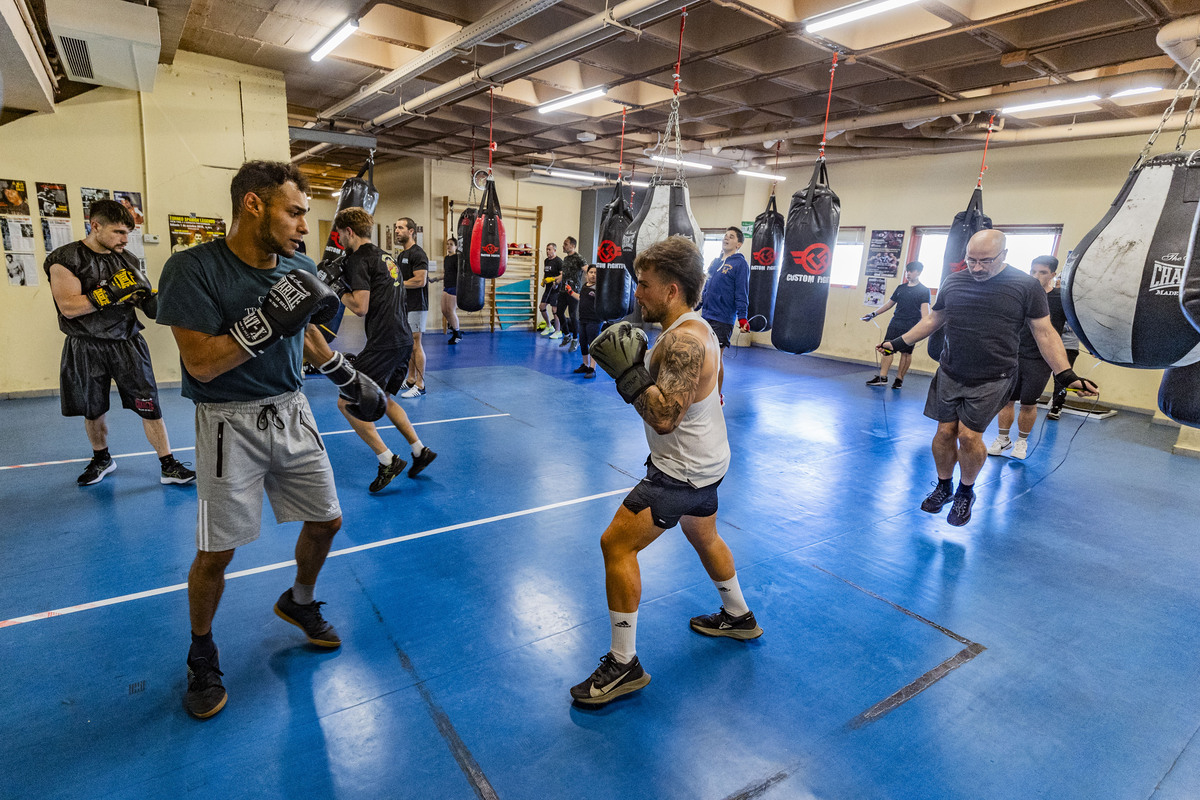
865, 229, 904, 277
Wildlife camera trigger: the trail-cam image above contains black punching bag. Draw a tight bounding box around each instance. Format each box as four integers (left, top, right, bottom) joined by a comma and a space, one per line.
748, 193, 784, 332
1159, 362, 1200, 427
457, 206, 485, 312
470, 176, 507, 278
314, 157, 378, 339
772, 160, 840, 354
929, 187, 991, 361
595, 180, 635, 320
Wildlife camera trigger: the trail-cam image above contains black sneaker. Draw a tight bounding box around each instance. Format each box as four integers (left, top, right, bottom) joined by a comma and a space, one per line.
77, 456, 116, 486
1047, 407, 1062, 421
689, 607, 763, 640
161, 457, 196, 485
369, 454, 407, 493
185, 652, 227, 719
569, 653, 651, 705
573, 364, 590, 374
891, 378, 903, 389
408, 446, 437, 478
274, 589, 341, 648
585, 369, 596, 379
920, 481, 954, 513
946, 491, 975, 527
866, 376, 888, 387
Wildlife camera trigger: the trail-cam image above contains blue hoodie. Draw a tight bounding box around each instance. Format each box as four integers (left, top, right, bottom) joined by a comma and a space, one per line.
700, 251, 749, 325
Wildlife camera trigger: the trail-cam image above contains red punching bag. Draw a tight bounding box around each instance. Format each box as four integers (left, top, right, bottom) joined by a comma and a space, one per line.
456, 206, 485, 312
470, 176, 507, 278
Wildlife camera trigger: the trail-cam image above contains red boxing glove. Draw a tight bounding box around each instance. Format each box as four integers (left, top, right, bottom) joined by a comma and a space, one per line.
738, 318, 750, 332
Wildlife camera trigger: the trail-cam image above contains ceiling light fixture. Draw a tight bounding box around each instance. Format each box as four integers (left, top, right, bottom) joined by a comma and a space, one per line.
737, 170, 786, 182
1111, 86, 1164, 98
311, 19, 359, 62
546, 168, 607, 183
537, 87, 607, 114
1001, 95, 1100, 114
628, 180, 651, 188
803, 0, 921, 34
650, 154, 713, 170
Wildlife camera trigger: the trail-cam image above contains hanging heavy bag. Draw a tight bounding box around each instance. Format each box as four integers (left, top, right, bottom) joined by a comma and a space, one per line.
748, 193, 785, 332
319, 158, 379, 268
1064, 151, 1200, 368
595, 180, 635, 320
456, 206, 485, 313
621, 181, 702, 270
928, 186, 991, 361
470, 176, 507, 279
1159, 361, 1200, 427
772, 160, 840, 354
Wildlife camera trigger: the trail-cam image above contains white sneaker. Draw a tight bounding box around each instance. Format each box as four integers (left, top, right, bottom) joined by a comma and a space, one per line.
986, 436, 1012, 456
1011, 438, 1028, 459
400, 384, 426, 398
549, 331, 563, 340
539, 327, 552, 336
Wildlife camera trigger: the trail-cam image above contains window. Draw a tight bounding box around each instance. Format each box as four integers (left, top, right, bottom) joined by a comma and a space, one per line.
910, 225, 1063, 289
701, 230, 725, 267
831, 227, 865, 287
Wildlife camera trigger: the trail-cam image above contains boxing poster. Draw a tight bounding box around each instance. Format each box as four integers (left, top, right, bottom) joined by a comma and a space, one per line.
2, 217, 35, 252
35, 183, 69, 218
114, 191, 145, 228
0, 179, 30, 216
5, 252, 36, 286
865, 229, 903, 277
41, 218, 72, 252
168, 215, 226, 253
864, 276, 887, 306
81, 188, 110, 234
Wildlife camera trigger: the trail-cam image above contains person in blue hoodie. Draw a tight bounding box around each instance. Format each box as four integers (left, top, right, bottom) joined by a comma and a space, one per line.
699, 226, 750, 396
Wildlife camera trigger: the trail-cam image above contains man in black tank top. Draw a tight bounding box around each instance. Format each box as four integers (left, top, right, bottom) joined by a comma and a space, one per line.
44, 199, 195, 487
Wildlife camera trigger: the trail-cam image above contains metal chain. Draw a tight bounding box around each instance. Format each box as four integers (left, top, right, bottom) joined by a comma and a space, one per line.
1136, 54, 1200, 169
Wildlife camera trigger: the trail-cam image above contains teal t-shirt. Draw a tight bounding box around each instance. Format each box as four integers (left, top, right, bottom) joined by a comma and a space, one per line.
157, 240, 316, 403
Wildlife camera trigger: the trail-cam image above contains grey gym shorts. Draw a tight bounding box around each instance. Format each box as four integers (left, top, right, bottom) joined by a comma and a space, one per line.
924, 368, 1017, 434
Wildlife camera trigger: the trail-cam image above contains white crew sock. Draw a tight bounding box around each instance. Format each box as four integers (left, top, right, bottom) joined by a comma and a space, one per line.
377, 449, 395, 466
713, 574, 750, 617
410, 439, 425, 456
608, 610, 638, 663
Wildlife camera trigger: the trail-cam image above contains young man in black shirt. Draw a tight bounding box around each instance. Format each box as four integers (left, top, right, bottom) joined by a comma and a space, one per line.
863, 261, 929, 389
880, 231, 1096, 526
557, 236, 586, 350
332, 208, 437, 492
395, 217, 430, 396
987, 255, 1068, 459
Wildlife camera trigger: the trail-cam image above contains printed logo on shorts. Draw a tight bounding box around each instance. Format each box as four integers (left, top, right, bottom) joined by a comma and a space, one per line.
134, 398, 156, 412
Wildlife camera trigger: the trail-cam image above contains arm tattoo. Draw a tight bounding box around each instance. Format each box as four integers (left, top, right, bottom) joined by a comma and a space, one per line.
634, 330, 704, 432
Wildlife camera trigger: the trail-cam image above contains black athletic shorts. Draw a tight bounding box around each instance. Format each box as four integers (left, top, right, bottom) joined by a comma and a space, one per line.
579, 321, 604, 356
352, 343, 413, 397
884, 320, 916, 354
60, 334, 161, 420
622, 457, 722, 530
540, 285, 559, 305
1008, 355, 1053, 405
706, 319, 733, 348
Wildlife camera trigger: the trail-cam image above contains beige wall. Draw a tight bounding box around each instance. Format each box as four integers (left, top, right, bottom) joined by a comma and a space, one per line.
0, 52, 290, 395
687, 135, 1171, 414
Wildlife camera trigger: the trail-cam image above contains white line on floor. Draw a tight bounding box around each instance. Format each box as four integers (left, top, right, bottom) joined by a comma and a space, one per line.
0, 413, 511, 471
0, 485, 630, 629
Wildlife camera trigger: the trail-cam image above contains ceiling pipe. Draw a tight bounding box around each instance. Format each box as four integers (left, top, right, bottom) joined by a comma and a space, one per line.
364, 0, 690, 131
928, 115, 1190, 144
841, 132, 951, 150
1157, 15, 1200, 72
704, 69, 1178, 151
317, 0, 567, 122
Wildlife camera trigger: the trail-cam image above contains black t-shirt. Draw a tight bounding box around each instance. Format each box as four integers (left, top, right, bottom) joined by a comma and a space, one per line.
345, 243, 411, 350
397, 244, 429, 312
932, 264, 1050, 382
889, 281, 930, 329
579, 283, 603, 322
1017, 286, 1067, 359
44, 241, 144, 340
544, 256, 563, 283
561, 252, 586, 292
443, 253, 458, 291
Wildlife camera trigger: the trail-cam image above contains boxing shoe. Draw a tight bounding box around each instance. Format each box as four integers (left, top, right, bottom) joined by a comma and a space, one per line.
408, 447, 437, 478
570, 653, 650, 705
370, 454, 407, 493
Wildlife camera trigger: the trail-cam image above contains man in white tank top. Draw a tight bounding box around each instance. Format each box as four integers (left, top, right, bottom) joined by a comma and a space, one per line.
571, 236, 762, 707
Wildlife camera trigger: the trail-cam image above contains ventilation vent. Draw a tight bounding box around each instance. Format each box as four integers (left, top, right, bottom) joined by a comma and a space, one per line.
58, 36, 94, 80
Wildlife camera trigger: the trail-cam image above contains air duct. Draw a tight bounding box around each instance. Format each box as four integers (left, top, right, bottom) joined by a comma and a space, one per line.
1157, 15, 1200, 72
46, 0, 160, 92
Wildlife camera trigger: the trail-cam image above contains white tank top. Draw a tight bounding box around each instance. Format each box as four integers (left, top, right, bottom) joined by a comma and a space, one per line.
644, 312, 730, 487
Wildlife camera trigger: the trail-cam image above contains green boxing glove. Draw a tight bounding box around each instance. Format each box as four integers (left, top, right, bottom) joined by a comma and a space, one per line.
590, 322, 654, 404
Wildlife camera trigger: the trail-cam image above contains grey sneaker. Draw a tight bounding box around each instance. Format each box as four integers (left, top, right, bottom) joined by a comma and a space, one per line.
570, 653, 651, 705
689, 607, 763, 640
274, 589, 341, 648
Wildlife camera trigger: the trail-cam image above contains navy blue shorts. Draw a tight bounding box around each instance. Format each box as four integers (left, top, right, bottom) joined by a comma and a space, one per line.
622, 458, 722, 530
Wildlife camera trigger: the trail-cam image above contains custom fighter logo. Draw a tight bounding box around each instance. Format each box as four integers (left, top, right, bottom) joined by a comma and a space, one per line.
753, 247, 776, 266
481, 244, 499, 255
790, 243, 830, 275
596, 240, 621, 263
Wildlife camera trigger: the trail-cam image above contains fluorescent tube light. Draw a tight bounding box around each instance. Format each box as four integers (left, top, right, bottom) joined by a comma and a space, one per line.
628, 180, 651, 188
737, 170, 786, 181
804, 0, 921, 34
311, 19, 359, 62
1001, 95, 1100, 114
537, 87, 607, 114
1111, 86, 1163, 99
650, 155, 713, 170
332, 191, 342, 198
546, 168, 607, 183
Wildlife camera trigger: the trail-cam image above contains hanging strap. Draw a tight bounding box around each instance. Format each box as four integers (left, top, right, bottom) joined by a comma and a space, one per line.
672, 7, 687, 97
765, 193, 777, 216
817, 53, 839, 161
618, 106, 627, 179
487, 87, 496, 174
976, 113, 995, 188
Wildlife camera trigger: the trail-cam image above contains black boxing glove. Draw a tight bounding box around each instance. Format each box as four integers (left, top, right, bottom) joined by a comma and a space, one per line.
1054, 368, 1097, 393
230, 270, 339, 357
317, 254, 351, 298
139, 290, 158, 320
317, 351, 387, 421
